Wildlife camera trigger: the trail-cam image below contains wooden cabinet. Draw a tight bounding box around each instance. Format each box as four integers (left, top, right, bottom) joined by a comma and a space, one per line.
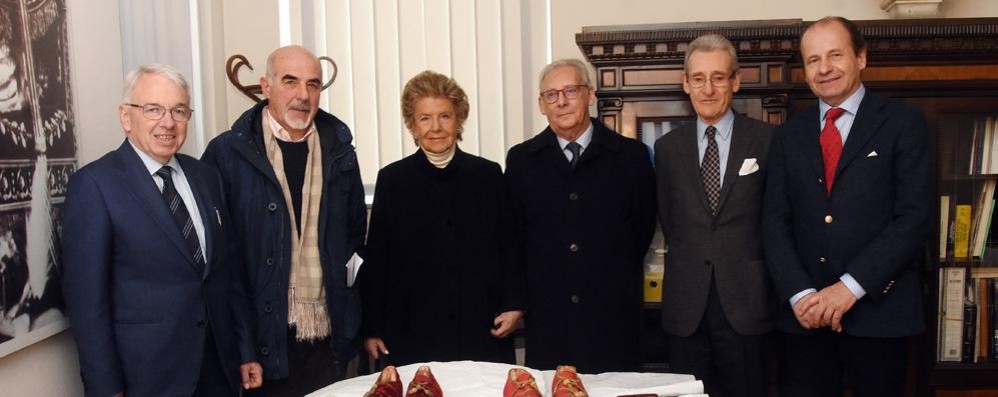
577, 18, 998, 396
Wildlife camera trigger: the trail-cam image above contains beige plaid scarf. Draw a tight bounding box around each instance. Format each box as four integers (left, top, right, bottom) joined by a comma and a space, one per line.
262, 112, 330, 341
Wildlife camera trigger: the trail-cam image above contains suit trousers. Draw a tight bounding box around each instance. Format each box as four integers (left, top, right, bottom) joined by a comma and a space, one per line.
194, 324, 237, 397
782, 331, 908, 397
245, 326, 344, 397
667, 278, 767, 397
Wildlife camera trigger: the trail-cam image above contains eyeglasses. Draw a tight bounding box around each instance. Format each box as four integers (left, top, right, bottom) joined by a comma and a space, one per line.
686, 73, 735, 89
124, 103, 193, 122
540, 85, 588, 104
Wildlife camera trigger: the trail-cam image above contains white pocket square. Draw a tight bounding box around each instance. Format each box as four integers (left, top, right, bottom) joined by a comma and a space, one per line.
867, 150, 878, 157
738, 158, 759, 176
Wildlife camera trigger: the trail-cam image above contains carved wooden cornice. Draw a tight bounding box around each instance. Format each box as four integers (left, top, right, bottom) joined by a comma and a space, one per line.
577, 18, 998, 65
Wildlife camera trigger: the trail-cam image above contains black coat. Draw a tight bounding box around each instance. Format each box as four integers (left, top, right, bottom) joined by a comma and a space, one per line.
763, 92, 932, 337
360, 148, 527, 366
505, 119, 657, 373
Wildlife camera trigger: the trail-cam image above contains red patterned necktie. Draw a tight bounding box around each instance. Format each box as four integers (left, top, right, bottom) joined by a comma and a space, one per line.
820, 107, 846, 195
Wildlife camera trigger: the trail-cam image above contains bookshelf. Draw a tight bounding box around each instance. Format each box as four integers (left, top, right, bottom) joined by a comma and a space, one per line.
577, 18, 998, 396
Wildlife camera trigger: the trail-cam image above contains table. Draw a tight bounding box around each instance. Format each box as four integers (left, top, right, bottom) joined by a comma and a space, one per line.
308, 361, 706, 397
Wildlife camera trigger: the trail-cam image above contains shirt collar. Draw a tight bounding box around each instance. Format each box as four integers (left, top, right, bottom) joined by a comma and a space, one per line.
264, 107, 316, 142
697, 109, 735, 142
819, 84, 865, 122
128, 139, 181, 176
556, 122, 595, 151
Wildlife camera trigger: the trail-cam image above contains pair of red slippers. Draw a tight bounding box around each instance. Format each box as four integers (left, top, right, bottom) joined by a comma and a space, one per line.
363, 364, 589, 397
363, 365, 441, 397
506, 365, 589, 397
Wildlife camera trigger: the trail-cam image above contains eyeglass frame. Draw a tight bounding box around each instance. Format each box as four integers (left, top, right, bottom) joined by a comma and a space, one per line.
685, 71, 737, 89
539, 84, 590, 104
123, 103, 194, 122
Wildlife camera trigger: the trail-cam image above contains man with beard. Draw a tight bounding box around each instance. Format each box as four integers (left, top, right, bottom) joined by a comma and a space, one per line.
202, 45, 367, 396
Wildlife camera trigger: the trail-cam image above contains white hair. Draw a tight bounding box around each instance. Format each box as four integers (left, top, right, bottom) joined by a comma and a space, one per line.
121, 64, 190, 103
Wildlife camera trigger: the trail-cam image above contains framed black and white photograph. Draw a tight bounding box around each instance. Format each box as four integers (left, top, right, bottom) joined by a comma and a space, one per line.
0, 0, 76, 358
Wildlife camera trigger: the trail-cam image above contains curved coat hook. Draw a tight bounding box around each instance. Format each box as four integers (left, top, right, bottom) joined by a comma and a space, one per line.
225, 54, 339, 103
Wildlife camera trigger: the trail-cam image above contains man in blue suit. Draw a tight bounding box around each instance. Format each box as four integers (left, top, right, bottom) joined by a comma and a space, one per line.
62, 64, 262, 396
763, 17, 932, 397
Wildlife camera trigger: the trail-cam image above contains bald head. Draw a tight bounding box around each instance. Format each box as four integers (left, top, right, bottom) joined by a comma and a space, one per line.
260, 45, 323, 139
265, 45, 321, 79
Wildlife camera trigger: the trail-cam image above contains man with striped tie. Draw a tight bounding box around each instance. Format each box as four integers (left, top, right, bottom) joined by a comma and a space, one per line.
62, 64, 262, 396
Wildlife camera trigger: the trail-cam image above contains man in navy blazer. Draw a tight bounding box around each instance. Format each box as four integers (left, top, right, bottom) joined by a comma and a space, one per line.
762, 17, 932, 397
62, 65, 262, 396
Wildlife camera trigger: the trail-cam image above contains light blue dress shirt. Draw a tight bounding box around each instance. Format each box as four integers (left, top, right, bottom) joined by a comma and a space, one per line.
556, 122, 595, 163
697, 110, 735, 188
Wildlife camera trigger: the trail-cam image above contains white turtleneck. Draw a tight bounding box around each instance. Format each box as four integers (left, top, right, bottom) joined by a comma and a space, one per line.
424, 144, 456, 169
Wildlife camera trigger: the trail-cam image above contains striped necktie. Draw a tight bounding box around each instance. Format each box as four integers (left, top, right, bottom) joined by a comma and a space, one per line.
155, 166, 204, 266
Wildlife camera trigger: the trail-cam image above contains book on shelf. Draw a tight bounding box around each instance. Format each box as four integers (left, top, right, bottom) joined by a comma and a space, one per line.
964, 299, 977, 363
940, 267, 967, 362
977, 278, 990, 362
966, 116, 998, 175
955, 205, 973, 259
970, 181, 997, 258
991, 278, 998, 362
941, 195, 951, 261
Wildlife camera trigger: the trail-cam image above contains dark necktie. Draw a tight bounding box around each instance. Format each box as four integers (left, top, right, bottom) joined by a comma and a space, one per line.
155, 166, 204, 266
566, 141, 582, 169
820, 107, 846, 195
701, 125, 720, 215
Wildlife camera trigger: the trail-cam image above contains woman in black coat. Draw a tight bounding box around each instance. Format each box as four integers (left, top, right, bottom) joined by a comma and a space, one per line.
360, 70, 526, 366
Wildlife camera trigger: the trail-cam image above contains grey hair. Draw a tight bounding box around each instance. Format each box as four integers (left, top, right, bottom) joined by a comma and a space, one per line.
538, 59, 593, 91
684, 34, 740, 74
121, 64, 190, 103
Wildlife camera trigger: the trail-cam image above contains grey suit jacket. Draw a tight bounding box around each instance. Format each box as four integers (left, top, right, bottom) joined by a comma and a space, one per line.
654, 113, 777, 336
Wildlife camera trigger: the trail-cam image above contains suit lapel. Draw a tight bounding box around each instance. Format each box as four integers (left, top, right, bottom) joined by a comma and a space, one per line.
715, 115, 753, 213
792, 106, 827, 183
835, 93, 886, 183
178, 156, 213, 279
115, 142, 200, 274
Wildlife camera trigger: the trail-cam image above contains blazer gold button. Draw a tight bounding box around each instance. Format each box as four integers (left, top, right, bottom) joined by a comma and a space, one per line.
569, 243, 580, 252
824, 215, 833, 224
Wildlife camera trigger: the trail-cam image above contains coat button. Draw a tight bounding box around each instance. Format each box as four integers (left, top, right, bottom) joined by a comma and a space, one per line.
818, 178, 823, 184
264, 304, 273, 313
569, 192, 579, 201
570, 295, 580, 304
266, 257, 274, 266
260, 347, 270, 355
818, 256, 827, 263
569, 243, 580, 252
824, 215, 833, 224
267, 202, 278, 211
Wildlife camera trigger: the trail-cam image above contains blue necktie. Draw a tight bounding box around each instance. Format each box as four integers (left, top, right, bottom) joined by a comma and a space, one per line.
155, 166, 204, 266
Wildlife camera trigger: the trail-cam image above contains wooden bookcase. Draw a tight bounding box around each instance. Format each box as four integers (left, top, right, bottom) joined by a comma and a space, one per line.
577, 18, 998, 396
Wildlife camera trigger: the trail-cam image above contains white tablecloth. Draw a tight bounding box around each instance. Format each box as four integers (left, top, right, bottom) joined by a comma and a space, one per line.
308, 361, 706, 397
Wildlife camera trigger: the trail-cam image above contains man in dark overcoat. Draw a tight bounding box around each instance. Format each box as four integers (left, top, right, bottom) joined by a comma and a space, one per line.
505, 59, 656, 373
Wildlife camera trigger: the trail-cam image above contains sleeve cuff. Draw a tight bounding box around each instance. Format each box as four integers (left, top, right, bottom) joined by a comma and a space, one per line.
839, 273, 867, 300
789, 288, 817, 307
